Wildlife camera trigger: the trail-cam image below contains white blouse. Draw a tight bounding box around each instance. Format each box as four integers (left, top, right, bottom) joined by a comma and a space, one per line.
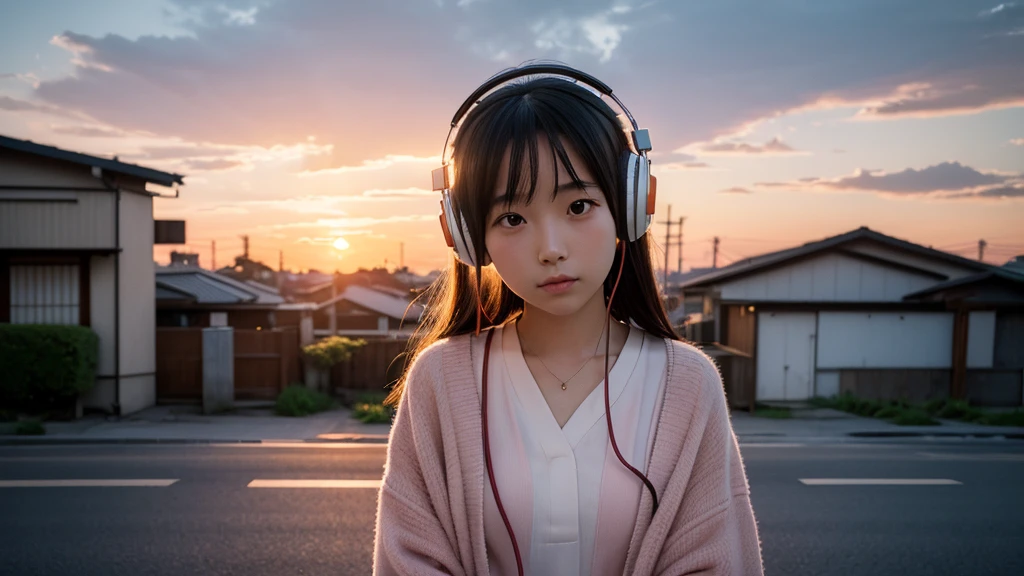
471, 321, 668, 576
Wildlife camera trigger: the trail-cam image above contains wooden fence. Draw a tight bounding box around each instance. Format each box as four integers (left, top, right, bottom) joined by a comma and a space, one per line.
155, 328, 203, 401
330, 338, 411, 394
156, 327, 301, 402
235, 328, 301, 400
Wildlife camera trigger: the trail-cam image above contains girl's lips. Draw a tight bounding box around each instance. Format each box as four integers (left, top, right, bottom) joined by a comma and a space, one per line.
540, 279, 577, 294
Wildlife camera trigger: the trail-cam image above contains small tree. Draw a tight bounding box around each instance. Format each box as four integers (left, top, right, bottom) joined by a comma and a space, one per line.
301, 336, 367, 392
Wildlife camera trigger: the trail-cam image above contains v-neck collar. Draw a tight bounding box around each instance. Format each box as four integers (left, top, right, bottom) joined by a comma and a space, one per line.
503, 320, 644, 450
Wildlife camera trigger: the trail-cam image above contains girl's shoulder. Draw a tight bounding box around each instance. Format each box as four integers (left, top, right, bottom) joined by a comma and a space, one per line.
657, 336, 725, 390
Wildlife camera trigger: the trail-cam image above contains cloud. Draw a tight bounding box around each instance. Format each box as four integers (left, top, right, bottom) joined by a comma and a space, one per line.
360, 188, 435, 198
0, 73, 41, 89
299, 155, 438, 177
183, 158, 245, 171
756, 161, 1023, 200
660, 161, 715, 171
1011, 138, 1024, 145
694, 137, 804, 156
23, 0, 1024, 162
719, 186, 753, 194
0, 95, 80, 119
945, 183, 1024, 199
50, 124, 130, 138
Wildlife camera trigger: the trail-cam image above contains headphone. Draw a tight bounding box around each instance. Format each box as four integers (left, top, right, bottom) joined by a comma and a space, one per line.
432, 63, 658, 267
433, 64, 661, 576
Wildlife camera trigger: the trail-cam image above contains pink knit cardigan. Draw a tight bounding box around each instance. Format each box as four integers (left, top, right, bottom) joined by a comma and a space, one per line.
373, 333, 764, 575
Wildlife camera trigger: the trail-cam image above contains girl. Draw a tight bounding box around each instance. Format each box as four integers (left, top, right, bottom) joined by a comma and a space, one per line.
373, 63, 763, 576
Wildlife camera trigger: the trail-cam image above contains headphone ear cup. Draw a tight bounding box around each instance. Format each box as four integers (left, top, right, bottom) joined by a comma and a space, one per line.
620, 151, 651, 242
442, 190, 490, 267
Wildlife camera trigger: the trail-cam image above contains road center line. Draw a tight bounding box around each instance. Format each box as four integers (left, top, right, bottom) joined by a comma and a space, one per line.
248, 479, 382, 489
0, 479, 179, 488
799, 478, 962, 486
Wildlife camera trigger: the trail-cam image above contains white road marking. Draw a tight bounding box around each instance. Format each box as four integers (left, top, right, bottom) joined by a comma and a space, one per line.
915, 452, 1024, 461
799, 478, 962, 486
0, 479, 179, 488
248, 479, 382, 489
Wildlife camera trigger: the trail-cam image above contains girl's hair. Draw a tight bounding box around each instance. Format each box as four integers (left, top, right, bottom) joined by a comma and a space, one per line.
385, 76, 680, 406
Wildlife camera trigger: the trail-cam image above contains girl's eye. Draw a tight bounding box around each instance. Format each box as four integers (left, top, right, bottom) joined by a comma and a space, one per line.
498, 213, 524, 227
569, 200, 595, 216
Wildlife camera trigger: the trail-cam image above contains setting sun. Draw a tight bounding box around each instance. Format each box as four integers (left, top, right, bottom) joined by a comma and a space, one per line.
332, 237, 350, 251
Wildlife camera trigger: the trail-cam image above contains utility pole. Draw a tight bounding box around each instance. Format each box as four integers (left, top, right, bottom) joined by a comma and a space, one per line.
677, 216, 685, 276
211, 240, 216, 270
279, 250, 284, 272
978, 239, 987, 262
663, 205, 672, 291
400, 242, 405, 270
241, 235, 249, 260
657, 206, 686, 292
713, 236, 720, 268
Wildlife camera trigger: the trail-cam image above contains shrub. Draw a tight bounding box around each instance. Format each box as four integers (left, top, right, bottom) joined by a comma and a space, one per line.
302, 336, 367, 371
981, 411, 1024, 427
874, 405, 903, 420
352, 392, 395, 423
0, 324, 98, 416
14, 420, 45, 436
891, 408, 939, 426
275, 385, 336, 417
353, 402, 394, 423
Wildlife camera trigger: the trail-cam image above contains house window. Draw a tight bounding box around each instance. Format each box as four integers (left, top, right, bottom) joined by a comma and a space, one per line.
9, 265, 80, 325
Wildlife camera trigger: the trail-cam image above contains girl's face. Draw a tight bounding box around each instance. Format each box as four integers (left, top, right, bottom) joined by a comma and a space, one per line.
483, 135, 618, 317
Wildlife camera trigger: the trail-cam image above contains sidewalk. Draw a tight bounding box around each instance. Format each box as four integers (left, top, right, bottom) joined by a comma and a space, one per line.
729, 407, 1024, 442
2, 404, 1023, 446
0, 403, 393, 446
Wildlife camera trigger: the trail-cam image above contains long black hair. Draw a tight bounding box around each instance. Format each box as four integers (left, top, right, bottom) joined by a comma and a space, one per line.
386, 75, 680, 406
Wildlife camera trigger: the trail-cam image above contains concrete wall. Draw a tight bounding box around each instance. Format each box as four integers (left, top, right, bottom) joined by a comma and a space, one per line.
117, 187, 156, 415
81, 254, 117, 411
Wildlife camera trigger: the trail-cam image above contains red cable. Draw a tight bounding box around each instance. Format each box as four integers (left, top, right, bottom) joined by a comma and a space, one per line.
604, 241, 660, 514
482, 328, 525, 576
481, 241, 659, 576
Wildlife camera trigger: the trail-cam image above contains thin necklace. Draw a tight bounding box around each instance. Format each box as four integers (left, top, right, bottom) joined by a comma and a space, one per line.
516, 318, 606, 391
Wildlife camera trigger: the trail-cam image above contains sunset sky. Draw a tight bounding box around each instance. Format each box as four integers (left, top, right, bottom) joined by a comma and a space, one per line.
2, 0, 1022, 275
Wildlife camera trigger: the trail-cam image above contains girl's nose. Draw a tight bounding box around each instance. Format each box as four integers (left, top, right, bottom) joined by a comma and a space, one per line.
537, 220, 568, 264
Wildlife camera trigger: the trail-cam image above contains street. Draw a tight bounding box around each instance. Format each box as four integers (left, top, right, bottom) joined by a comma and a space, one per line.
1, 440, 1022, 575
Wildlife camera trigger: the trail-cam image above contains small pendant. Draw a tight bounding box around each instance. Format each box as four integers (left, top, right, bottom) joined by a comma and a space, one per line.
561, 383, 567, 391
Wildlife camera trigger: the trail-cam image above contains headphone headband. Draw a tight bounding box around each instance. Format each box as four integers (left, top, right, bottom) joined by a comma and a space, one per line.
441, 63, 647, 167
449, 64, 615, 127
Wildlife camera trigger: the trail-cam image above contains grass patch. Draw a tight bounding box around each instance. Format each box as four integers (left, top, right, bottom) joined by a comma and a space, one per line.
752, 403, 792, 419
816, 393, 1024, 427
274, 385, 336, 417
14, 419, 45, 435
352, 392, 394, 424
890, 408, 939, 426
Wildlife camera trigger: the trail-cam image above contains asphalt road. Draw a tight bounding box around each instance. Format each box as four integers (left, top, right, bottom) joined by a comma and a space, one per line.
1, 440, 1022, 575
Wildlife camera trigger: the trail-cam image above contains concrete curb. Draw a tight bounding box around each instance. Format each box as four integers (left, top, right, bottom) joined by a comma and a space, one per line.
848, 431, 1024, 440
0, 434, 393, 446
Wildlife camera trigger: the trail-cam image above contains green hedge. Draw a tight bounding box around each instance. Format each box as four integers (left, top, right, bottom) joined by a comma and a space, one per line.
0, 324, 98, 415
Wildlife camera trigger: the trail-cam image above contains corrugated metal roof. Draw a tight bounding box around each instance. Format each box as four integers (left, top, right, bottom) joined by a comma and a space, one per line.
0, 134, 184, 187
316, 284, 423, 321
156, 284, 194, 301
156, 267, 284, 305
